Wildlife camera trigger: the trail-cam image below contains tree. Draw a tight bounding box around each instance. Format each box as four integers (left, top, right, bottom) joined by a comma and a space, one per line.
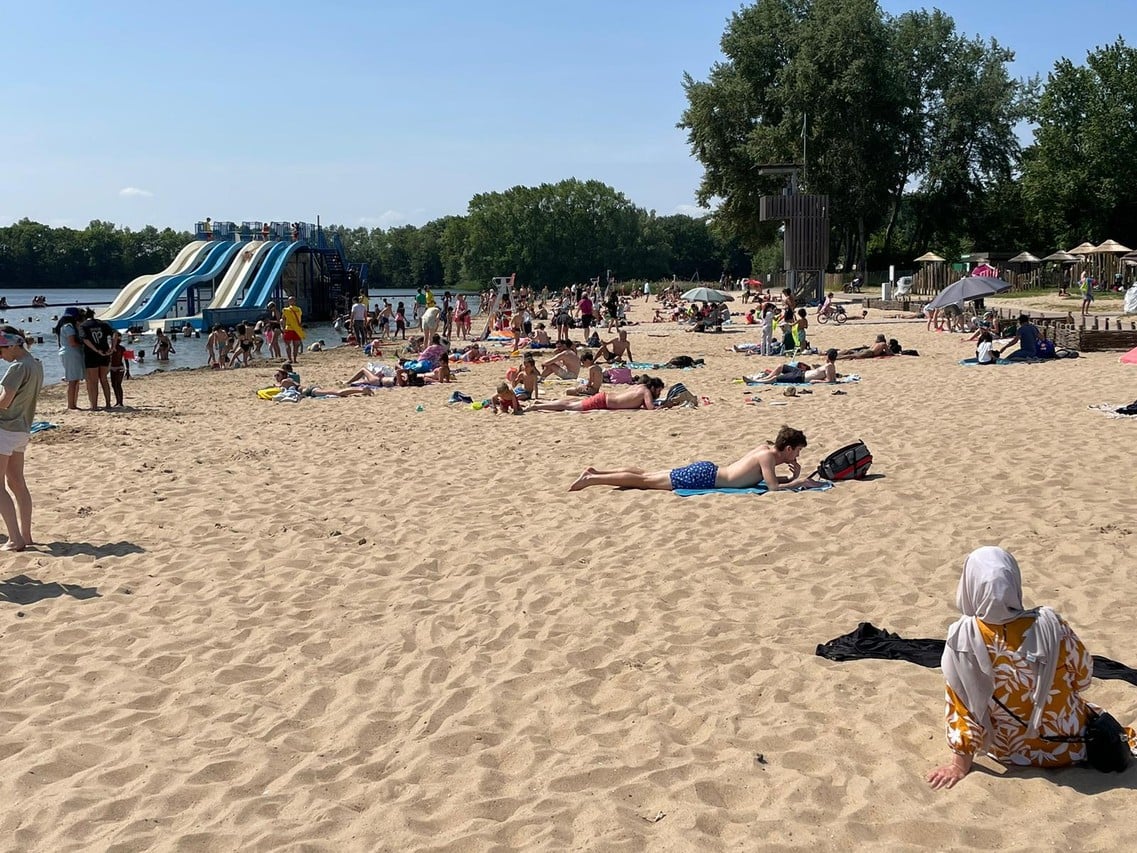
1020, 38, 1137, 248
681, 1, 1030, 271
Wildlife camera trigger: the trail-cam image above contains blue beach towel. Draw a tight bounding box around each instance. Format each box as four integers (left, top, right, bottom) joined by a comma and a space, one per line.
958, 357, 1031, 366
675, 481, 835, 497
30, 421, 57, 434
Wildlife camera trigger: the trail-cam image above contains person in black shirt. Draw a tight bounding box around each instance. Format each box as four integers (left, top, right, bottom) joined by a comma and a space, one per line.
78, 309, 114, 410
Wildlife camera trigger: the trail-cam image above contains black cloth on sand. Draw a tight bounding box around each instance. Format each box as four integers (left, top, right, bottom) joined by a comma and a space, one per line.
815, 622, 1137, 686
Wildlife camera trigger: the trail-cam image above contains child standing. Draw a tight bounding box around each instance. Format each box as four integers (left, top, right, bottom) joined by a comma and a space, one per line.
109, 331, 130, 407
761, 303, 775, 356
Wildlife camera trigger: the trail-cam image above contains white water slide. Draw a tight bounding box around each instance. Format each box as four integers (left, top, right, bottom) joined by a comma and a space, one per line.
203, 240, 278, 310
98, 241, 209, 321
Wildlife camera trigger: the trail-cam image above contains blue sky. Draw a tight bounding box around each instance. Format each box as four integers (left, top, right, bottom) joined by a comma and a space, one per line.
0, 0, 1130, 232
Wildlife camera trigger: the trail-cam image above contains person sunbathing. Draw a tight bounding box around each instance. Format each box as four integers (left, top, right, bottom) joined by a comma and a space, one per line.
564, 351, 604, 397
840, 335, 893, 359
539, 340, 581, 379
749, 349, 841, 384
276, 374, 373, 397
531, 377, 663, 412
595, 329, 633, 363
568, 425, 825, 491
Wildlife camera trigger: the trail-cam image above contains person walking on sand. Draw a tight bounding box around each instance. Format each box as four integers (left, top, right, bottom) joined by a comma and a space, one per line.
1079, 270, 1094, 318
0, 328, 43, 551
568, 425, 824, 492
281, 295, 305, 362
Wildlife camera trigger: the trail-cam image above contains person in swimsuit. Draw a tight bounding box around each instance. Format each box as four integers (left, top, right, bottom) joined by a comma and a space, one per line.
530, 378, 663, 412
568, 425, 824, 492
748, 349, 841, 384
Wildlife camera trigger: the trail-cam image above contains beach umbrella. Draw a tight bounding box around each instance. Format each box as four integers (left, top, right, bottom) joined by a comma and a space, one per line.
971, 262, 1000, 278
1094, 239, 1132, 254
1067, 242, 1097, 256
924, 275, 1010, 311
1043, 251, 1079, 263
914, 251, 946, 262
680, 286, 734, 303
1008, 252, 1041, 264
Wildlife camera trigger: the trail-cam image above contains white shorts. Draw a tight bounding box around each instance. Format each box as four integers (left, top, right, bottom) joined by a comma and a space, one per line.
0, 429, 29, 456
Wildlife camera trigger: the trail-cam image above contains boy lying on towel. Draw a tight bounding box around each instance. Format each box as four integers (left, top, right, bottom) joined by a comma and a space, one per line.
568, 425, 826, 492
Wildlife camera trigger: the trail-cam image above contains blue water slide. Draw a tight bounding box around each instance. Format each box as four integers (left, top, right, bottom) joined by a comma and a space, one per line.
115, 241, 245, 327
239, 241, 302, 308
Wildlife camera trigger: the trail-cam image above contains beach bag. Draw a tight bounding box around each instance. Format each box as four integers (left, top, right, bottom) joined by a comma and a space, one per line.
605, 367, 633, 384
1035, 339, 1056, 359
817, 441, 872, 481
1083, 711, 1132, 773
659, 382, 697, 409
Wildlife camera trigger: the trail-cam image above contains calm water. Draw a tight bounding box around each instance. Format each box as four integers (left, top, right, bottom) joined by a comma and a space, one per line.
0, 287, 482, 385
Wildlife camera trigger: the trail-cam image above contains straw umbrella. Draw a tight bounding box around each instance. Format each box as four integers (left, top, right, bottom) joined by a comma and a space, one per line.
1043, 251, 1079, 291
1008, 252, 1042, 289
1094, 240, 1133, 291
913, 251, 946, 294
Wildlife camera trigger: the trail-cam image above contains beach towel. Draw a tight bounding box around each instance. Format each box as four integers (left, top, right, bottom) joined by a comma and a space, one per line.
1089, 403, 1137, 419
958, 357, 1030, 366
675, 481, 834, 497
29, 421, 57, 434
815, 622, 1137, 685
256, 387, 282, 400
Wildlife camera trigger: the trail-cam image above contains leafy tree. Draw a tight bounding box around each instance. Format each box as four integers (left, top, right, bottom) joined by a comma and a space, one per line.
1020, 38, 1137, 248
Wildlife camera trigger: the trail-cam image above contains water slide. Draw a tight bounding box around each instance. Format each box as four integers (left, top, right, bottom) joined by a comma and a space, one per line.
177, 240, 279, 329
204, 240, 279, 310
98, 241, 209, 321
114, 241, 245, 327
239, 241, 302, 308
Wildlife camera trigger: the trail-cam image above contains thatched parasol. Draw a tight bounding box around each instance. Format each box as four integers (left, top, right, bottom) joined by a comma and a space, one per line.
1093, 239, 1132, 254
1043, 251, 1079, 263
1067, 242, 1097, 255
914, 251, 946, 262
1008, 252, 1041, 264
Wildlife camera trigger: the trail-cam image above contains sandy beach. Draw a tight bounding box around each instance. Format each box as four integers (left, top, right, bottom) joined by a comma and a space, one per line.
3, 297, 1136, 851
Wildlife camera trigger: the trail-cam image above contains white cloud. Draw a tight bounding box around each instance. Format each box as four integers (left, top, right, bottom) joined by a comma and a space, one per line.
118, 187, 153, 198
673, 204, 710, 218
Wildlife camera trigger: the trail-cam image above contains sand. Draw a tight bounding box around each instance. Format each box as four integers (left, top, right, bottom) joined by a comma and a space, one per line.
2, 298, 1136, 851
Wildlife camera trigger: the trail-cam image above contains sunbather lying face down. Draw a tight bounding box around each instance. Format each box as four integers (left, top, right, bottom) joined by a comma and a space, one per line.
530, 378, 662, 412
568, 425, 826, 492
840, 335, 894, 359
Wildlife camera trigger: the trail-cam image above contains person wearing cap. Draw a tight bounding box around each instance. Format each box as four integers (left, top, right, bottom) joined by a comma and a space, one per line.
0, 326, 43, 551
52, 307, 85, 410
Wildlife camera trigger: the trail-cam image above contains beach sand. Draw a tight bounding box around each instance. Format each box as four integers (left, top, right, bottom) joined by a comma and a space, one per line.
3, 299, 1136, 851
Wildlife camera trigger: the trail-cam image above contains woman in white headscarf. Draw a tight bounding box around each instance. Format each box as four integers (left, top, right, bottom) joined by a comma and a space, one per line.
927, 546, 1136, 789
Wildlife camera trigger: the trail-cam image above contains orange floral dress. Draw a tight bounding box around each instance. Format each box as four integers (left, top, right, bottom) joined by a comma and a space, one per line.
945, 615, 1137, 766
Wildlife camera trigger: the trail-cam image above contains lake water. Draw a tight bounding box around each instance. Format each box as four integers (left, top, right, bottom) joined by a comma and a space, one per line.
0, 287, 483, 385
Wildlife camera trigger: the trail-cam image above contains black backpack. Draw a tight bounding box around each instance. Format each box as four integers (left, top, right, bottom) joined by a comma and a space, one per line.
817, 441, 873, 481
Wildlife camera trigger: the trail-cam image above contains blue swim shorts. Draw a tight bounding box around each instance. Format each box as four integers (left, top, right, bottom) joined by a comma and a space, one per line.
669, 460, 718, 490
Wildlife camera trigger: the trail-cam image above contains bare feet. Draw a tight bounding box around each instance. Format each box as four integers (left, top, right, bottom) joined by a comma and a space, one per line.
568, 470, 595, 491
2, 540, 27, 552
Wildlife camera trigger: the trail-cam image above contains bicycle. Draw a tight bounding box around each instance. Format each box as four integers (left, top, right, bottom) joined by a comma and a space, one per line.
817, 303, 848, 325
